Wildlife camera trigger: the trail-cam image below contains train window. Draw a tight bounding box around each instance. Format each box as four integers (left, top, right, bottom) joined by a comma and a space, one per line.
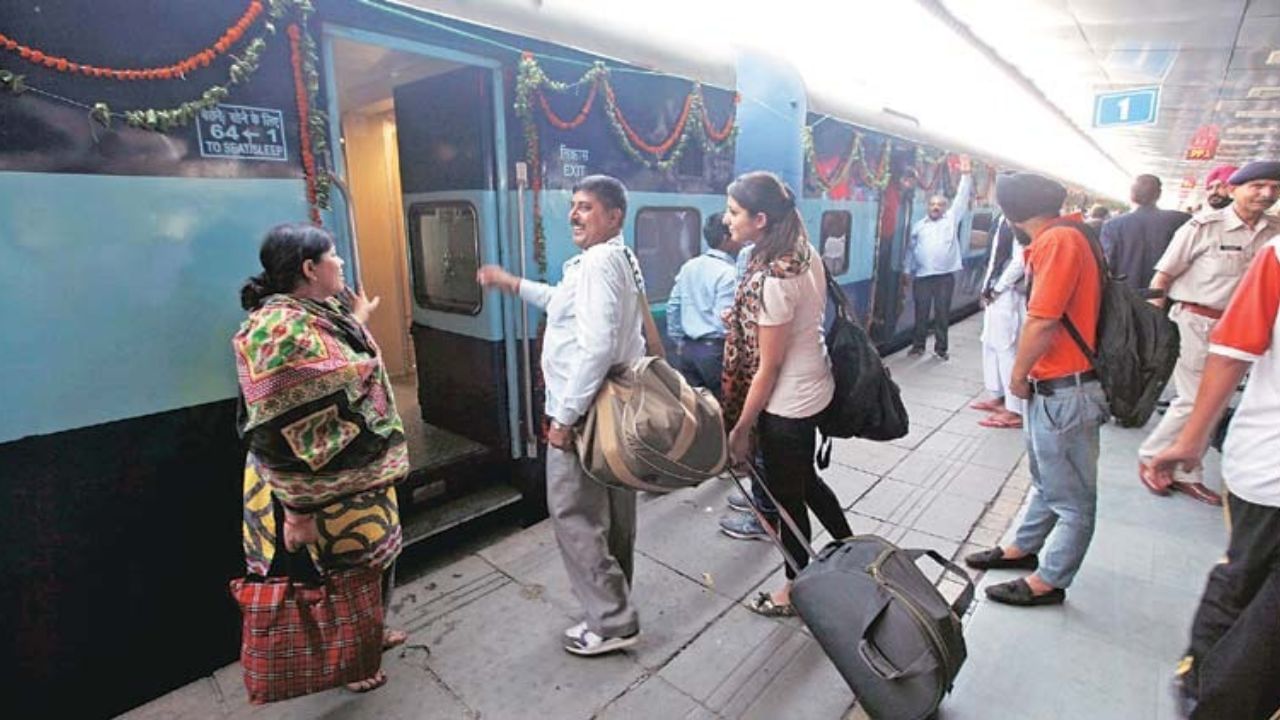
819, 210, 852, 276
968, 210, 994, 252
406, 201, 483, 315
634, 207, 701, 302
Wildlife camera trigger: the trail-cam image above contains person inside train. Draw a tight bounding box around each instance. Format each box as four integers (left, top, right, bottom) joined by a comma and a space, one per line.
906, 155, 973, 360
970, 214, 1026, 429
965, 172, 1106, 607
1139, 161, 1280, 506
234, 223, 408, 693
666, 211, 745, 402
477, 175, 654, 657
720, 171, 852, 617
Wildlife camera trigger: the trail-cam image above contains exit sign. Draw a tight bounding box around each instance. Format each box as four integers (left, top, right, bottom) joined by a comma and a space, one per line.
1093, 87, 1159, 127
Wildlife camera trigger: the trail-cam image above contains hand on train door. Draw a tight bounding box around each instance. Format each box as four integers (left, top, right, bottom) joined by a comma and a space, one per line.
477, 265, 521, 295
348, 287, 381, 325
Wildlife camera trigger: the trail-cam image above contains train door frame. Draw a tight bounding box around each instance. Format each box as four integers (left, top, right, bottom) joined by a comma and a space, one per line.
319, 26, 525, 475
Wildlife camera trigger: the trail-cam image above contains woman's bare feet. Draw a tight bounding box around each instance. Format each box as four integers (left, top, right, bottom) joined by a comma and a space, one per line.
346, 669, 387, 693
382, 628, 408, 651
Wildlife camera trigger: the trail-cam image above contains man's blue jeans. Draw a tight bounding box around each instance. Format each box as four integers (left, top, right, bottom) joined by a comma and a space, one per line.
1013, 379, 1108, 589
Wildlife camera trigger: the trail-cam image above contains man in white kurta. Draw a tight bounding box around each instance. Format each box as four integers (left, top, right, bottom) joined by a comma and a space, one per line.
973, 216, 1026, 427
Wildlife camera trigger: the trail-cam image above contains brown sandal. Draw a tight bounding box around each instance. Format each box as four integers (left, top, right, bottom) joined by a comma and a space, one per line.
748, 592, 796, 617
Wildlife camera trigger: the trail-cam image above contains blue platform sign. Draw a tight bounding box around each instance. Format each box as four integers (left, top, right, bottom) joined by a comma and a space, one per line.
1093, 87, 1159, 128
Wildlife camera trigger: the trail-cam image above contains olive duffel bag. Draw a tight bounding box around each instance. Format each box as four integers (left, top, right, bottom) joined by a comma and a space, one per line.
576, 356, 728, 493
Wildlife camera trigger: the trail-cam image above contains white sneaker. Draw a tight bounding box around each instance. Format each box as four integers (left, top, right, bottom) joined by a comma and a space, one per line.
563, 621, 588, 640
562, 626, 640, 656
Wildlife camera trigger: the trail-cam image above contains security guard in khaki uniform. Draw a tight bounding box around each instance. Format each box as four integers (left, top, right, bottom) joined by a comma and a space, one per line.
1139, 161, 1280, 505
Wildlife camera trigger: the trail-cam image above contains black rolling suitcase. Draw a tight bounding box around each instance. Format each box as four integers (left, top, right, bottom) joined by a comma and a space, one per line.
729, 468, 974, 720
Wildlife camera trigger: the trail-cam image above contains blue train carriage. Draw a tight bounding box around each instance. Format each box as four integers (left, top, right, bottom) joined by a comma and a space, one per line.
0, 0, 1095, 714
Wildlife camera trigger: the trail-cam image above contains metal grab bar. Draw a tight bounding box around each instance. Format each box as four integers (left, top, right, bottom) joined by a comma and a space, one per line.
327, 171, 364, 293
515, 162, 537, 459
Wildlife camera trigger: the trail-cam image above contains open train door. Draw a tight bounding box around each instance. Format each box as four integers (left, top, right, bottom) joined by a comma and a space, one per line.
390, 65, 523, 536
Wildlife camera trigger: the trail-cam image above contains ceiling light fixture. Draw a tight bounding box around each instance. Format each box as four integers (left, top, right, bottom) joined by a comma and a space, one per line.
1268, 50, 1280, 65
1225, 126, 1278, 135
1236, 110, 1280, 119
1248, 86, 1280, 99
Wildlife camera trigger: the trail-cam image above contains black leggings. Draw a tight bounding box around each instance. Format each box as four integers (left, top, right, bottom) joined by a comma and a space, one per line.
757, 409, 852, 579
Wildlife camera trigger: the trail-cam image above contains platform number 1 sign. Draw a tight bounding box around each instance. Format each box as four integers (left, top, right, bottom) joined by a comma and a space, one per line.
1093, 87, 1159, 128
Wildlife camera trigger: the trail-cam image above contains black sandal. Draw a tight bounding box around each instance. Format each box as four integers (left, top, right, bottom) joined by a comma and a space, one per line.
748, 592, 796, 617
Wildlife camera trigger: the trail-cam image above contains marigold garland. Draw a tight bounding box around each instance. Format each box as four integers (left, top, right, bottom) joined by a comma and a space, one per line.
0, 0, 331, 222
803, 126, 893, 194
0, 1, 264, 81
515, 53, 739, 275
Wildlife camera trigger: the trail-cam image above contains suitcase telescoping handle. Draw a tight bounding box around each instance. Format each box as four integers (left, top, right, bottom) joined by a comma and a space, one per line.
906, 548, 976, 618
726, 465, 817, 575
727, 467, 976, 619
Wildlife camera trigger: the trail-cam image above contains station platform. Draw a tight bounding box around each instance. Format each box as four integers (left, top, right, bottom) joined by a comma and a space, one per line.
122, 315, 1226, 720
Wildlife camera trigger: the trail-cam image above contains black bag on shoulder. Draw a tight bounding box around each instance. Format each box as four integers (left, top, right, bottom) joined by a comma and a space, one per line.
1055, 220, 1180, 428
817, 271, 909, 468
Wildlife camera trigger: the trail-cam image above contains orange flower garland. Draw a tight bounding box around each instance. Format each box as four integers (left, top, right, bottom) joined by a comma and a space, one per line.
701, 90, 737, 143
538, 81, 598, 131
603, 80, 695, 157
0, 1, 263, 81
288, 23, 320, 225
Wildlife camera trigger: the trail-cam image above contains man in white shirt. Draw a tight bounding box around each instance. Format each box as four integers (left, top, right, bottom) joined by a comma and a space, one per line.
907, 156, 972, 360
477, 175, 650, 657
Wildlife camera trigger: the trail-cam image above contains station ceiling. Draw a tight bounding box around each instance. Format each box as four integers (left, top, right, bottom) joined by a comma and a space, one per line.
940, 0, 1280, 207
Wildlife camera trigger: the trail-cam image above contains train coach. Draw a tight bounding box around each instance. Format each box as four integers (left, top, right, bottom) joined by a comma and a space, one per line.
0, 0, 1098, 714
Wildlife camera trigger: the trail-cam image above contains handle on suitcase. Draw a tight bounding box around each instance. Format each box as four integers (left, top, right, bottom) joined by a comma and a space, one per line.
726, 464, 815, 576
728, 466, 975, 619
908, 549, 976, 617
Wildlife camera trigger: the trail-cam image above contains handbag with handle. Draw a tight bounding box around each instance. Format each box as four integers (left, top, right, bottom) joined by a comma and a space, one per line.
229, 502, 384, 704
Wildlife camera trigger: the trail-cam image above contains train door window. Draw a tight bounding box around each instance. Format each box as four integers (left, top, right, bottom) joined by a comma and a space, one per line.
406, 201, 482, 314
819, 210, 851, 276
968, 210, 994, 252
634, 207, 701, 302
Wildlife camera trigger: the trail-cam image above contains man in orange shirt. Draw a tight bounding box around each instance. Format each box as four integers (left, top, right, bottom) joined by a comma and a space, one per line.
964, 173, 1108, 606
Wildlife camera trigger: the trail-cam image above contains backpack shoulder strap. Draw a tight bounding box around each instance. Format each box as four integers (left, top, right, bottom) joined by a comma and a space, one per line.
1055, 220, 1105, 363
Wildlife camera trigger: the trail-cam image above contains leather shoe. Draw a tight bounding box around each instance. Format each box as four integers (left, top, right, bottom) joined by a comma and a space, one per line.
963, 546, 1039, 571
1139, 462, 1172, 496
1173, 481, 1223, 506
985, 578, 1065, 607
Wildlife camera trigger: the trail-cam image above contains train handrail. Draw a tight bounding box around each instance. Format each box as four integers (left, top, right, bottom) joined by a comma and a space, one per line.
515, 162, 538, 459
327, 171, 365, 292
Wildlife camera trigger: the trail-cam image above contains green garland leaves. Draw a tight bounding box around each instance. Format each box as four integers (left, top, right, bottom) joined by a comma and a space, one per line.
515, 53, 739, 275
0, 0, 330, 216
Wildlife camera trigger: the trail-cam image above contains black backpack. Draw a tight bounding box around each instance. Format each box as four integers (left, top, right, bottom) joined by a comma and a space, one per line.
817, 271, 909, 468
1056, 220, 1180, 428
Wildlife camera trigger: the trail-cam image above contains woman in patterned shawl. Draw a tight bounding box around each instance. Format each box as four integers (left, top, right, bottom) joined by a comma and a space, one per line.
721, 172, 852, 618
234, 223, 407, 693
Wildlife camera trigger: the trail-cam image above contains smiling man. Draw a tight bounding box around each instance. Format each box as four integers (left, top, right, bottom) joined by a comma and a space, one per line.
477, 175, 652, 657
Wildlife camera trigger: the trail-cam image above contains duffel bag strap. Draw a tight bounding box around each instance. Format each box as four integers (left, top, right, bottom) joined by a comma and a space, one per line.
727, 466, 817, 575
907, 548, 976, 617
